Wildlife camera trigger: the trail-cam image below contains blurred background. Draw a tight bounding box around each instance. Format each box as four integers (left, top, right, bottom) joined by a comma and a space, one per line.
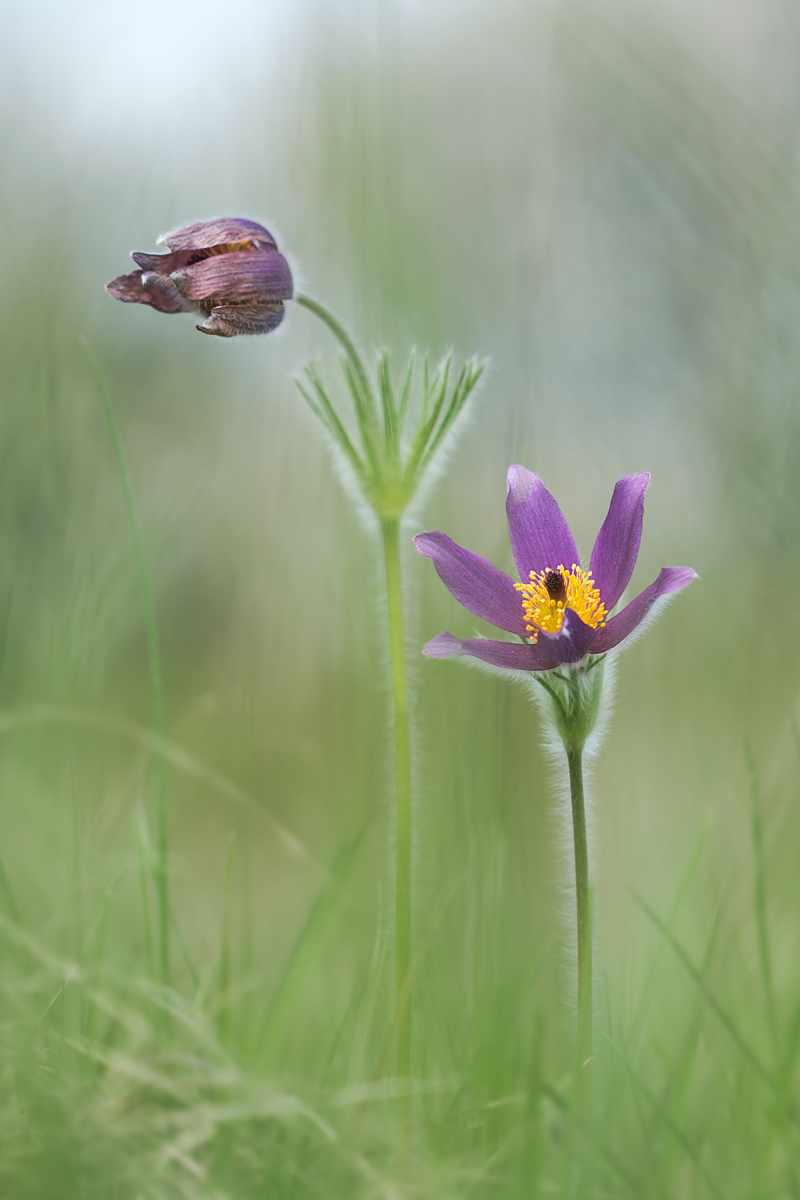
2, 0, 800, 1194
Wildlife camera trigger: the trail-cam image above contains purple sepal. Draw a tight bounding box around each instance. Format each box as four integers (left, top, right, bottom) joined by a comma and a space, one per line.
423, 608, 595, 672
197, 303, 285, 337
132, 251, 174, 272
591, 566, 697, 652
106, 270, 192, 313
538, 607, 597, 665
590, 473, 649, 611
506, 466, 580, 580
414, 531, 527, 635
158, 217, 277, 251
423, 633, 543, 671
172, 250, 293, 304
108, 220, 293, 337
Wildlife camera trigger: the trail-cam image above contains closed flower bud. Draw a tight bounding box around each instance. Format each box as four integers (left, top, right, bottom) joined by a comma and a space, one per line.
107, 217, 293, 337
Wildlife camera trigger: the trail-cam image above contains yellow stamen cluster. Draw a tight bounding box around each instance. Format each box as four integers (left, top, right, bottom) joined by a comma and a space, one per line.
187, 239, 268, 264
514, 564, 607, 642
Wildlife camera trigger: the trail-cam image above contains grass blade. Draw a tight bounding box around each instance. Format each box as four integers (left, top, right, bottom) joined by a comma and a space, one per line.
82, 339, 170, 984
257, 825, 367, 1066
745, 739, 778, 1055
217, 830, 236, 1041
632, 891, 793, 1120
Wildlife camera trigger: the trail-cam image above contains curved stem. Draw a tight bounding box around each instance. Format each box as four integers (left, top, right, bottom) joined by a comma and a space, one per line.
380, 518, 413, 1084
295, 294, 375, 416
566, 745, 592, 1096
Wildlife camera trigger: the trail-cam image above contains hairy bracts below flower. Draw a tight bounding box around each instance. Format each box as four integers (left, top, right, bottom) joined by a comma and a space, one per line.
107, 217, 293, 337
415, 467, 696, 671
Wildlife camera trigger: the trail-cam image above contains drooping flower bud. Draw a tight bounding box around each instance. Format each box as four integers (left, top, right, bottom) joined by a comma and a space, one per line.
107, 218, 293, 337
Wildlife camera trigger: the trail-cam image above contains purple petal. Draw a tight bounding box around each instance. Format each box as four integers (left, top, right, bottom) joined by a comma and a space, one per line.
172, 250, 293, 304
132, 247, 212, 274
107, 270, 192, 314
506, 466, 580, 580
536, 608, 598, 666
196, 302, 285, 338
414, 531, 527, 635
590, 473, 650, 611
423, 609, 596, 673
158, 218, 277, 251
423, 632, 542, 670
591, 567, 697, 653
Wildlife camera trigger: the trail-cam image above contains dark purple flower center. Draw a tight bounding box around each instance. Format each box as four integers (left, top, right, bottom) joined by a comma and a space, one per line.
543, 569, 567, 604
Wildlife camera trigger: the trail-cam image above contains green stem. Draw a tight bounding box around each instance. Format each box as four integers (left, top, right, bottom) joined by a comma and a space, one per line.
296, 294, 375, 417
83, 342, 169, 983
566, 745, 592, 1093
380, 517, 413, 1083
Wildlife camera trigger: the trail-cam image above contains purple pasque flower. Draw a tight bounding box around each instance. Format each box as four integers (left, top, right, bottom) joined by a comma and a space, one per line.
107, 217, 293, 337
415, 467, 696, 672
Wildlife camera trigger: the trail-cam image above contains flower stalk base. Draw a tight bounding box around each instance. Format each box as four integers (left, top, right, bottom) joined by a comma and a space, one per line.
536, 661, 603, 1100
381, 518, 413, 1083
566, 744, 592, 1097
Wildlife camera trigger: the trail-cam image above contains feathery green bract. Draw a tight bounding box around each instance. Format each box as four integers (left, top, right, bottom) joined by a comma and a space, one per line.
296, 295, 484, 521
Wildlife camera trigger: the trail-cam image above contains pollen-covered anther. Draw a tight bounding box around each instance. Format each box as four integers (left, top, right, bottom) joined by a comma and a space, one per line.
543, 568, 567, 604
514, 564, 608, 642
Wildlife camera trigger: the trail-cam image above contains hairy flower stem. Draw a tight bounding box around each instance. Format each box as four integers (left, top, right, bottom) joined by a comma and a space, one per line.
566, 745, 592, 1096
381, 518, 413, 1084
295, 296, 482, 1102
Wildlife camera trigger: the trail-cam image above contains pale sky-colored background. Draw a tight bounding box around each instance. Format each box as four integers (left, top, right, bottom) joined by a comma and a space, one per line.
2, 0, 472, 141
2, 0, 788, 144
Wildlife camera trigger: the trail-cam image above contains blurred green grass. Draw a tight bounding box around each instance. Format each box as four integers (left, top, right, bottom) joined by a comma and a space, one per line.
2, 1, 800, 1195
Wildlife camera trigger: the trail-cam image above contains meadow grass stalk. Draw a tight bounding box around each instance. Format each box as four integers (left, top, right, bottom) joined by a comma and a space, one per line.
258, 826, 365, 1066
745, 739, 778, 1058
135, 799, 157, 980
83, 343, 170, 983
217, 830, 236, 1041
70, 766, 83, 958
0, 853, 20, 923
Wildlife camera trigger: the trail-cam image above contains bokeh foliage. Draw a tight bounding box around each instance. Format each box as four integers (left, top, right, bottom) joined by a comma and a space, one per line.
1, 1, 800, 1194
